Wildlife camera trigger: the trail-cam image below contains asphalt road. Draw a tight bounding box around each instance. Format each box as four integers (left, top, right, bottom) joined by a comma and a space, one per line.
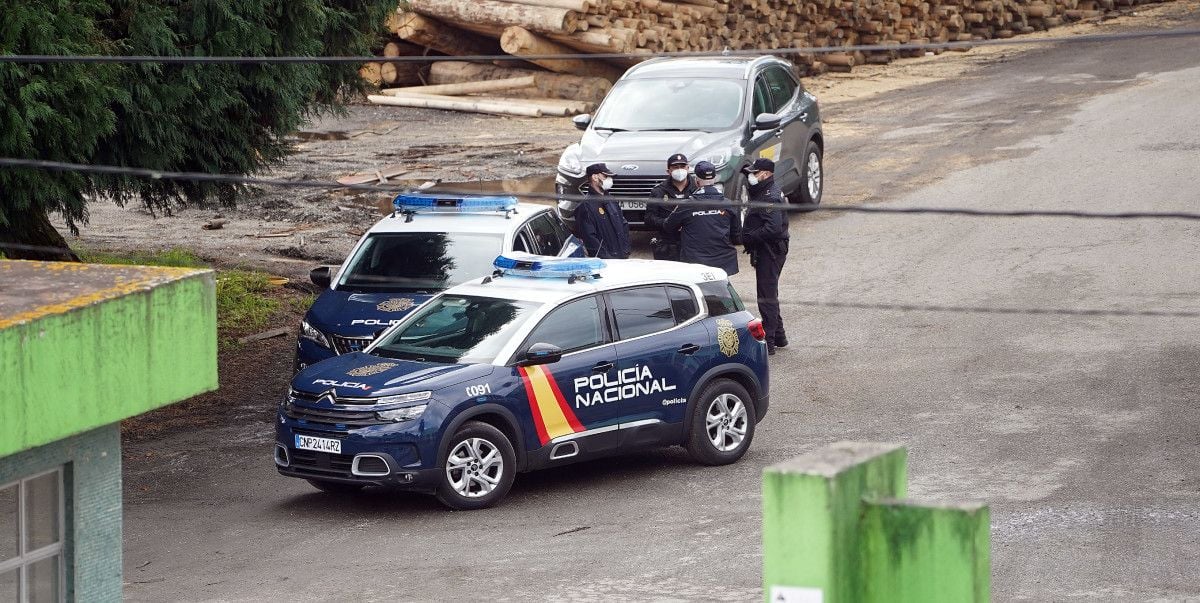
122, 16, 1200, 602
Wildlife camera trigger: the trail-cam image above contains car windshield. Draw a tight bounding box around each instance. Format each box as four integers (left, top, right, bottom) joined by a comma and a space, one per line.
373, 295, 541, 364
591, 78, 744, 132
338, 232, 504, 293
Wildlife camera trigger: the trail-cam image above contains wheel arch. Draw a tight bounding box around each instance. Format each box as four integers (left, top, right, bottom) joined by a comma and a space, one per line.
682, 364, 764, 442
439, 403, 529, 472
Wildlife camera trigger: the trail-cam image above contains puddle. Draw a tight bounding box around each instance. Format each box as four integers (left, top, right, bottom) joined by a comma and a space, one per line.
372, 175, 558, 214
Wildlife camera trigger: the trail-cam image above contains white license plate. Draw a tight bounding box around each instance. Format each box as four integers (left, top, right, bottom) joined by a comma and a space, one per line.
295, 434, 341, 454
620, 201, 647, 210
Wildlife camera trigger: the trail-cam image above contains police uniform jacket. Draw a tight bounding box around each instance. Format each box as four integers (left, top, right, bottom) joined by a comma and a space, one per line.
645, 178, 699, 242
575, 191, 632, 259
741, 178, 789, 260
664, 185, 741, 275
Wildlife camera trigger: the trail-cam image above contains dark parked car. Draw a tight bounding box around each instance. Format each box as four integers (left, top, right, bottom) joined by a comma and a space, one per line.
556, 55, 824, 230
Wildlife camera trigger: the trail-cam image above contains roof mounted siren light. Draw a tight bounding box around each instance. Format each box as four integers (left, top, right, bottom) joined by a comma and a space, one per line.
392, 194, 520, 222
491, 252, 605, 283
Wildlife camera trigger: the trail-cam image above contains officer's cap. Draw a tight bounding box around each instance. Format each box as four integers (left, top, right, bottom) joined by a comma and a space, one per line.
585, 163, 615, 176
749, 158, 776, 173
666, 153, 689, 167
694, 161, 717, 180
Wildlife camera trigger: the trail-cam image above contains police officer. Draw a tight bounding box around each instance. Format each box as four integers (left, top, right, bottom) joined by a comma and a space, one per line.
740, 158, 789, 355
645, 153, 698, 261
575, 163, 631, 259
664, 161, 740, 275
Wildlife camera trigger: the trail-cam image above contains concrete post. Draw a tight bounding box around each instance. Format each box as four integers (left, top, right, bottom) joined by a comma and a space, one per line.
762, 442, 989, 603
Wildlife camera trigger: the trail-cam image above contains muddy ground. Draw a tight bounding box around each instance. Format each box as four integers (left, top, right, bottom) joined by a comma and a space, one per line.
55, 2, 1193, 281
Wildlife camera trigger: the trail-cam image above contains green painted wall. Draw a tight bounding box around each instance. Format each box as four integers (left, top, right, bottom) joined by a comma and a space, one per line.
762, 442, 989, 603
0, 426, 123, 602
0, 268, 217, 458
861, 500, 990, 602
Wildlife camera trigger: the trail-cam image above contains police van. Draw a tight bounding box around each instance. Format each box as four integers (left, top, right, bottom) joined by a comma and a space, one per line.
276, 253, 771, 509
296, 195, 581, 371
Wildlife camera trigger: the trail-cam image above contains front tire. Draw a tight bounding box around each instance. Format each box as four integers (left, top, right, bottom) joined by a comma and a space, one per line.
435, 421, 516, 510
686, 379, 757, 465
795, 141, 823, 207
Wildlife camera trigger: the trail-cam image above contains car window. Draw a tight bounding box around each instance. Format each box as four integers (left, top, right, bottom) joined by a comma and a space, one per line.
698, 281, 744, 316
524, 295, 606, 353
763, 66, 798, 111
338, 232, 504, 293
512, 231, 532, 254
752, 75, 772, 118
374, 295, 541, 364
591, 78, 745, 131
526, 213, 564, 256
668, 286, 699, 324
609, 286, 676, 340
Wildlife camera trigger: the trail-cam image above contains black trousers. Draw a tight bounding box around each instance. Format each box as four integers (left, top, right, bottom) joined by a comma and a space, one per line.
753, 241, 788, 344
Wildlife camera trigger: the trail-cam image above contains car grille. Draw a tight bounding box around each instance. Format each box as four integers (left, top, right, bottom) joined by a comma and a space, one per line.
289, 449, 355, 477
285, 403, 384, 427
609, 175, 663, 197
332, 335, 373, 354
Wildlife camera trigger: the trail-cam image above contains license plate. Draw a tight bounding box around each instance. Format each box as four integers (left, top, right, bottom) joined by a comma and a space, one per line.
295, 434, 341, 454
620, 201, 647, 210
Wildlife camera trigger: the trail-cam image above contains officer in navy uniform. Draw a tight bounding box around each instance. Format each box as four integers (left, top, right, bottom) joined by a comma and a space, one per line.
664, 161, 740, 276
740, 158, 789, 355
645, 153, 698, 261
575, 163, 631, 259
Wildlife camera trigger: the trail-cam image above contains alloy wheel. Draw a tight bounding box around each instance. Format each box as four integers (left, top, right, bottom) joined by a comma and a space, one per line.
807, 151, 823, 201
705, 393, 749, 452
445, 437, 504, 498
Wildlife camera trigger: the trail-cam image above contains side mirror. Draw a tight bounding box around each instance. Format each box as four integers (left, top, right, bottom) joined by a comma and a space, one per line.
753, 112, 782, 131
519, 342, 563, 366
310, 266, 332, 289
572, 114, 592, 131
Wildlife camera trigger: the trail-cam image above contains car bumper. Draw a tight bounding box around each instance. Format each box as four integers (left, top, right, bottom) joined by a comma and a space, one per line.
556, 176, 652, 231
274, 414, 440, 490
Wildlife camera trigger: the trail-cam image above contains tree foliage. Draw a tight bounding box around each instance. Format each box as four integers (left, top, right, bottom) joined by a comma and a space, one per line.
0, 0, 393, 258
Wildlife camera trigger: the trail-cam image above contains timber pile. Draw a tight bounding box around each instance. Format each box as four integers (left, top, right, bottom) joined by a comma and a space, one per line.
363, 0, 1162, 114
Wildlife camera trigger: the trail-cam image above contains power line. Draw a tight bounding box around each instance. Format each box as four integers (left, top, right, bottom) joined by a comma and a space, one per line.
1, 27, 1198, 65
5, 157, 1200, 221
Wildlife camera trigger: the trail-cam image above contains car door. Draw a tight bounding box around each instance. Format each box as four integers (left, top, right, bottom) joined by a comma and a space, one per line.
762, 64, 812, 195
524, 211, 583, 257
745, 72, 783, 183
606, 285, 712, 447
514, 294, 619, 457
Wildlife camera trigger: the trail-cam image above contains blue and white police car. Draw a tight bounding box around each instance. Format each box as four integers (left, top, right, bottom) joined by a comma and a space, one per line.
276, 253, 770, 509
296, 194, 581, 371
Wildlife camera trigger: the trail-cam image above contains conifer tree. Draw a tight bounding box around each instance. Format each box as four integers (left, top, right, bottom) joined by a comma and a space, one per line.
0, 0, 393, 259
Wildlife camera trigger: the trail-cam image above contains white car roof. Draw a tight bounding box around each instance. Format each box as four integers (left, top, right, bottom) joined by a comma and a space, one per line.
364, 202, 552, 235
449, 259, 729, 305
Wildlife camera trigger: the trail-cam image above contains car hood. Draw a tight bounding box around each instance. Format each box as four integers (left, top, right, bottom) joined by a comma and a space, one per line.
293, 352, 495, 398
306, 289, 434, 337
579, 129, 734, 163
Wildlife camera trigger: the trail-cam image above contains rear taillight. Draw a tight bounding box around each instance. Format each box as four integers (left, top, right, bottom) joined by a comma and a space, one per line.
748, 319, 766, 342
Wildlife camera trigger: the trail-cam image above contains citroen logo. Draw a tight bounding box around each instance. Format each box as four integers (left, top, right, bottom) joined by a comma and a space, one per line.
621, 164, 639, 171
320, 393, 338, 406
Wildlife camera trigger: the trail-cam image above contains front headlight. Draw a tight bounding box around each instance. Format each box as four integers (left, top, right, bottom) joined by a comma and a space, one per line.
374, 391, 432, 405
558, 143, 583, 177
701, 144, 741, 169
300, 319, 331, 349
376, 403, 429, 423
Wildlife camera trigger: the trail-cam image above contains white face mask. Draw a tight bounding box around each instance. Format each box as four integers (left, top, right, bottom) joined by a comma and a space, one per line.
670, 168, 688, 182
600, 177, 614, 191
747, 174, 759, 186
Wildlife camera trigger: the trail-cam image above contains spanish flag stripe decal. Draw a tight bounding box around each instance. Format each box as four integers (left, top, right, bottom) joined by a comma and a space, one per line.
518, 367, 551, 446
519, 365, 584, 445
542, 367, 585, 432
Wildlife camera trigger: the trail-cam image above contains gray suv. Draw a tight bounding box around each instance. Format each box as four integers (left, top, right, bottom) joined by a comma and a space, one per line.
556, 55, 824, 230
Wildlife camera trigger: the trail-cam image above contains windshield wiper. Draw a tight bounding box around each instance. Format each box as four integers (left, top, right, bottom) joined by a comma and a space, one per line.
640, 128, 694, 132
594, 126, 633, 133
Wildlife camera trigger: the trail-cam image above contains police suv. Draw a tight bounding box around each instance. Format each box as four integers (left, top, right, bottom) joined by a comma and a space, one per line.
276, 253, 770, 509
296, 195, 581, 371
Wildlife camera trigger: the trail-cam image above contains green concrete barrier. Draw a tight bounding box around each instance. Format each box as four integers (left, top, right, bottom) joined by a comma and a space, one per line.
763, 442, 989, 603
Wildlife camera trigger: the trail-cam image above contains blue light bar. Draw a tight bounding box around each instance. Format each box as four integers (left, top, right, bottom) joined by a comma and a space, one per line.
493, 252, 606, 278
392, 193, 519, 214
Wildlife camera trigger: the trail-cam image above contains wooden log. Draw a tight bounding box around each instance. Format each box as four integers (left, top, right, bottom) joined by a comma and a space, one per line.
381, 76, 538, 97
500, 26, 623, 80
380, 62, 399, 85
498, 0, 596, 10
428, 61, 613, 101
359, 62, 383, 85
368, 94, 545, 117
410, 0, 580, 35
388, 12, 503, 57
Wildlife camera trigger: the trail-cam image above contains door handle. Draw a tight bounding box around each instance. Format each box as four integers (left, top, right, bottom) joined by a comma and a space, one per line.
799, 112, 809, 121
592, 361, 614, 373
677, 343, 700, 355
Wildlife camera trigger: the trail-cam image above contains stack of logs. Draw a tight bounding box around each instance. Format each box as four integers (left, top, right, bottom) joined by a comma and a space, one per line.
360, 0, 1158, 116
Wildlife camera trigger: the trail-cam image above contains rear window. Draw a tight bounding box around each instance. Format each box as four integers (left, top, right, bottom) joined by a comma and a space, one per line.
608, 286, 676, 340
698, 281, 745, 316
